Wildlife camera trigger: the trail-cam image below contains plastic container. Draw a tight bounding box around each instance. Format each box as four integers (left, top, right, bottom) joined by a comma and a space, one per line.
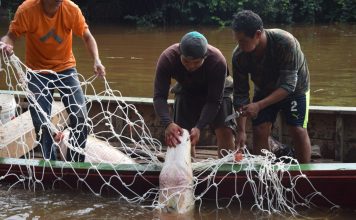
0, 94, 16, 124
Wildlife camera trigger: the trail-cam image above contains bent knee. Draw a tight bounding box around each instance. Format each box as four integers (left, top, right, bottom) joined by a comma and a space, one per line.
288, 126, 309, 136
253, 123, 271, 137
215, 126, 234, 138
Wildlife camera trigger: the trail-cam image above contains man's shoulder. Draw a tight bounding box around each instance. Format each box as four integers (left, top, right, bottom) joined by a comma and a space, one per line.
232, 45, 241, 56
157, 44, 180, 68
63, 0, 81, 9
161, 44, 180, 58
266, 28, 293, 37
206, 44, 226, 62
232, 45, 246, 61
207, 44, 222, 53
62, 0, 81, 12
266, 28, 297, 47
16, 0, 40, 14
166, 43, 179, 51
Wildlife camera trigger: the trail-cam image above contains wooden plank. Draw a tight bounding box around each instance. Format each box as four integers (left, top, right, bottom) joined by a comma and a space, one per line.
0, 102, 68, 158
0, 156, 355, 172
1, 90, 355, 113
310, 106, 356, 115
195, 145, 218, 150
196, 149, 218, 156
335, 116, 344, 161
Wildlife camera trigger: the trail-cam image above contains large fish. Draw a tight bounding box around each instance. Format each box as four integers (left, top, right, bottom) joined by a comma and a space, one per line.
158, 129, 195, 214
56, 129, 136, 164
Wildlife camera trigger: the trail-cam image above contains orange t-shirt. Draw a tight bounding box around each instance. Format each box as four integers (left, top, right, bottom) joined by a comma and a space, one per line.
9, 0, 88, 72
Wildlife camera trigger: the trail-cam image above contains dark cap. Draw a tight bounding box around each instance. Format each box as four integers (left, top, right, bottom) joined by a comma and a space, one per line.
179, 31, 208, 59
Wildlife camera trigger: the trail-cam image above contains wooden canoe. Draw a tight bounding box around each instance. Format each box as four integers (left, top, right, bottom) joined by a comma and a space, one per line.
0, 157, 355, 208
0, 90, 356, 209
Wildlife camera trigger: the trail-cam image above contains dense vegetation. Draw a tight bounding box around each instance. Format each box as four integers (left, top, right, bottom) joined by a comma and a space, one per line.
1, 0, 355, 26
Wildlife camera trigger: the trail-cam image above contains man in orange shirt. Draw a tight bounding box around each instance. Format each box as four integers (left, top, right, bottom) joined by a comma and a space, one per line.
1, 0, 106, 162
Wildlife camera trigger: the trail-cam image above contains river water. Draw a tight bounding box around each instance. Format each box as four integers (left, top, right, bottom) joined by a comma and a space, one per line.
1, 188, 355, 220
0, 23, 356, 219
1, 23, 356, 106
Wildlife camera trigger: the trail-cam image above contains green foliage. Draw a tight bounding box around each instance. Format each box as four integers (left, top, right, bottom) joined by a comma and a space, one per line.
0, 0, 354, 25
0, 0, 22, 20
293, 0, 322, 23
338, 0, 356, 22
125, 10, 164, 27
319, 0, 356, 22
206, 0, 245, 25
274, 0, 294, 24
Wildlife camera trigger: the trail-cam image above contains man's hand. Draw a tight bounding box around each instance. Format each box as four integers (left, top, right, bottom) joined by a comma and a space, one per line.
235, 131, 247, 150
94, 59, 106, 77
190, 127, 200, 158
54, 131, 65, 142
190, 127, 200, 147
0, 41, 14, 56
165, 122, 183, 147
241, 102, 260, 119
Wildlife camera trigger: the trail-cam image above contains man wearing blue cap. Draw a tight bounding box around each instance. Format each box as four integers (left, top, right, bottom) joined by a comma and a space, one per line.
153, 31, 235, 158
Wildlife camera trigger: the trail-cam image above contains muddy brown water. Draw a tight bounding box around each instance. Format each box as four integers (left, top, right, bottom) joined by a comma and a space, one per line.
1, 23, 356, 106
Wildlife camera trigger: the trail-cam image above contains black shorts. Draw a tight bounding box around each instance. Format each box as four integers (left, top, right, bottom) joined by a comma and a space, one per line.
173, 94, 236, 133
252, 91, 310, 128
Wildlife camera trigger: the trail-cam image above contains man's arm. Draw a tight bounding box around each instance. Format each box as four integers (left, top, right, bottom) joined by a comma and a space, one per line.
82, 29, 105, 77
153, 52, 183, 147
232, 47, 250, 147
242, 88, 289, 118
195, 60, 227, 130
1, 32, 16, 45
257, 88, 288, 109
1, 2, 28, 54
235, 116, 247, 148
153, 53, 173, 128
232, 46, 250, 109
0, 32, 17, 55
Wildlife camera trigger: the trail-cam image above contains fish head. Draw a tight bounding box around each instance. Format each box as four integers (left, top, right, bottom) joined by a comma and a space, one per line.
159, 183, 195, 214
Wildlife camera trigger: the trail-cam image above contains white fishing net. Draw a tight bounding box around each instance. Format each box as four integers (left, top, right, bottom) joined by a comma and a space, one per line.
0, 50, 338, 218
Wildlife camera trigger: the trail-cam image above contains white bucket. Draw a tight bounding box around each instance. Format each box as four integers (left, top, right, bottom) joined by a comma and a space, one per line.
0, 94, 17, 124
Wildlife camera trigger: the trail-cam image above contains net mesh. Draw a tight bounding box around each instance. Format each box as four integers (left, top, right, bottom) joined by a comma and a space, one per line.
0, 50, 338, 217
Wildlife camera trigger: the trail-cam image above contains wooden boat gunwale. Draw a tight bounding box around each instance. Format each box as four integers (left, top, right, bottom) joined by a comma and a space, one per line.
0, 157, 355, 208
1, 90, 356, 208
1, 157, 356, 172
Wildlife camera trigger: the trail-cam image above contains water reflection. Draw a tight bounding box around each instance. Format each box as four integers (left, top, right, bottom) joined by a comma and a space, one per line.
0, 188, 355, 219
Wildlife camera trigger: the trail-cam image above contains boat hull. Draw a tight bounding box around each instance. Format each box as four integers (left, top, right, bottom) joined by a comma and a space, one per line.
0, 158, 355, 208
